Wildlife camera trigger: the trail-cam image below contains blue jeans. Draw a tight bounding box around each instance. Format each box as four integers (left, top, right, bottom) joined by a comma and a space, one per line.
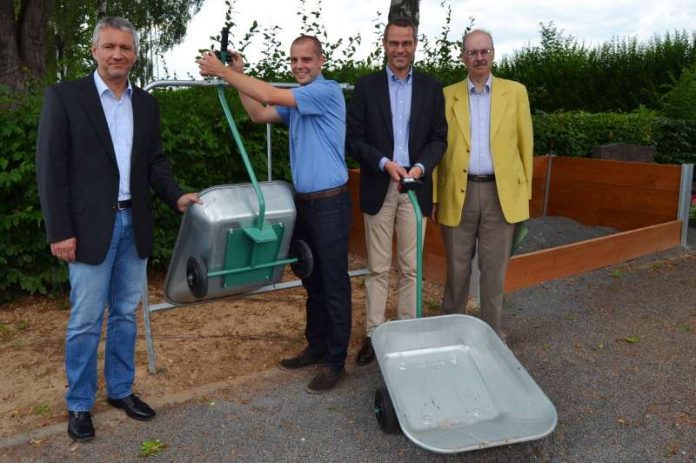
65, 209, 147, 411
293, 191, 352, 371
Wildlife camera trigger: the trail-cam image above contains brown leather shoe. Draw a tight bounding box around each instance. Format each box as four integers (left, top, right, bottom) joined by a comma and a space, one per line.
356, 337, 375, 366
306, 366, 345, 394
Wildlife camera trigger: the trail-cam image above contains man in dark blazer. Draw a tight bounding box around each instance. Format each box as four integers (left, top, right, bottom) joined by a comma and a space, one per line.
36, 16, 199, 442
347, 17, 447, 365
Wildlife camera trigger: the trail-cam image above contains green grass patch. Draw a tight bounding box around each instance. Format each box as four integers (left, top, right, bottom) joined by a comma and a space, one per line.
32, 404, 50, 416
140, 439, 166, 458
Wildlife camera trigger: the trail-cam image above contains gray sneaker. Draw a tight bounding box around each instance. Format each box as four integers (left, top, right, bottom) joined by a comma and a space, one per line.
305, 367, 345, 394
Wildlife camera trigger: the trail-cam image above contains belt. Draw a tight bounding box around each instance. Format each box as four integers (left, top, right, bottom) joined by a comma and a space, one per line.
116, 199, 132, 210
467, 174, 496, 182
295, 184, 348, 201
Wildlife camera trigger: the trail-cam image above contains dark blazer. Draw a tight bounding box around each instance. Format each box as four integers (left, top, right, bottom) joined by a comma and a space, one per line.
346, 69, 447, 216
36, 73, 184, 264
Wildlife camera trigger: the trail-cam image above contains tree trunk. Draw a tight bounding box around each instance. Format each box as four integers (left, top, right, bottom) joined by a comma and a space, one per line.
0, 0, 52, 90
19, 0, 52, 79
388, 0, 420, 29
0, 0, 24, 90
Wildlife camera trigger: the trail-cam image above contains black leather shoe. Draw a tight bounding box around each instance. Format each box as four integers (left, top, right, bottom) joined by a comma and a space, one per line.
306, 367, 345, 394
67, 411, 95, 442
356, 338, 375, 366
279, 349, 324, 370
107, 394, 156, 421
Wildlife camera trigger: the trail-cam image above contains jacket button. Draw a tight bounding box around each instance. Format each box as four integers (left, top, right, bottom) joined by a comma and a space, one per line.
112, 205, 117, 210
460, 188, 465, 193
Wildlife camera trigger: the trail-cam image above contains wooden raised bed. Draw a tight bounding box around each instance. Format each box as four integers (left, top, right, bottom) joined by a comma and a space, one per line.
347, 156, 688, 293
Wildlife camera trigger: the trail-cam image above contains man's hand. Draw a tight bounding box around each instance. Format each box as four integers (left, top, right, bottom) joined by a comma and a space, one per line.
177, 192, 202, 213
407, 165, 423, 179
227, 51, 245, 73
51, 237, 77, 263
384, 160, 408, 182
196, 50, 242, 78
430, 204, 438, 225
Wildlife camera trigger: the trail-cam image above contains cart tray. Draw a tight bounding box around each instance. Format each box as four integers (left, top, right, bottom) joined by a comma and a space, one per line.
164, 181, 296, 305
372, 314, 557, 454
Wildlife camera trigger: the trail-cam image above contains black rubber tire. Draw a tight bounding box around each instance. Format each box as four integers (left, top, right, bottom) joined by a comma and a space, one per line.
186, 256, 208, 299
374, 385, 400, 434
289, 239, 313, 279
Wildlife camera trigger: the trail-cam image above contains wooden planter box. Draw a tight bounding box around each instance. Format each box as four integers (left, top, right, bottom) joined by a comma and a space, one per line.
347, 156, 690, 293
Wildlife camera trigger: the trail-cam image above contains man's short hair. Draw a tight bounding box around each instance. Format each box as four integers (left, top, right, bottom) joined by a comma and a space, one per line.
462, 29, 494, 51
92, 16, 139, 53
291, 35, 323, 57
384, 17, 417, 41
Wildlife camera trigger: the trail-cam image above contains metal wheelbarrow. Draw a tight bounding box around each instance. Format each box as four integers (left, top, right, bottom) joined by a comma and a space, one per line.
163, 27, 312, 305
371, 179, 557, 454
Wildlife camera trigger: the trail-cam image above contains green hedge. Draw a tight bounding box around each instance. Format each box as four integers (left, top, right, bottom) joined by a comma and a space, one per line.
532, 110, 696, 162
1, 86, 694, 301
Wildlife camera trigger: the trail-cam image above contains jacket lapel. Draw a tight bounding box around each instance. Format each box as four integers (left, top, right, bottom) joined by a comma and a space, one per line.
490, 76, 506, 138
76, 73, 117, 167
376, 70, 394, 145
408, 71, 423, 154
452, 81, 470, 146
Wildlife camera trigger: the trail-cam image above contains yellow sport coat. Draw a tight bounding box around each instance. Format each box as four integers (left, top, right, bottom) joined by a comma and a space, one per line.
432, 76, 533, 226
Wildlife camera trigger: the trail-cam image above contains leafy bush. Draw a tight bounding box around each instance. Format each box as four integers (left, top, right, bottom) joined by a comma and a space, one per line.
532, 110, 656, 157
661, 61, 696, 122
0, 88, 68, 299
652, 118, 696, 164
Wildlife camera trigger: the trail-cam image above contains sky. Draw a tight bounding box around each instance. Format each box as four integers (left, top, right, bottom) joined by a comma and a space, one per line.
161, 0, 694, 80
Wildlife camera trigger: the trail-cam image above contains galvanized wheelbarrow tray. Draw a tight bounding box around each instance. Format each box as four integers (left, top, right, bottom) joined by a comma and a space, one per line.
370, 181, 556, 454
163, 180, 309, 305
372, 314, 557, 454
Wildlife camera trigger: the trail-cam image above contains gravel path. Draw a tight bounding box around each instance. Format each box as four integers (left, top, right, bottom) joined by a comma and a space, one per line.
2, 225, 694, 463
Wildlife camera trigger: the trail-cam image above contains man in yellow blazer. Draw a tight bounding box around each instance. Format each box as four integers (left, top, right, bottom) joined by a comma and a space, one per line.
432, 29, 533, 337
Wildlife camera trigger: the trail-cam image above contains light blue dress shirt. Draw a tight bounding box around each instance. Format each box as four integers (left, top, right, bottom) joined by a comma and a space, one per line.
379, 67, 424, 175
467, 75, 494, 175
93, 71, 134, 201
275, 75, 348, 194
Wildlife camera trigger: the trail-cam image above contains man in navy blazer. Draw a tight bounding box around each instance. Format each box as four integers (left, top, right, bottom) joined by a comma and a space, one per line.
36, 16, 199, 442
347, 17, 447, 365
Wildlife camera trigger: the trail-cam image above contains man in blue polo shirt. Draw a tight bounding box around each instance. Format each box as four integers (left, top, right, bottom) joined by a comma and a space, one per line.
197, 35, 352, 393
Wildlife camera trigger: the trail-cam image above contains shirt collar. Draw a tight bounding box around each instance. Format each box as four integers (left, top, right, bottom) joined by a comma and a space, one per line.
467, 74, 492, 94
386, 66, 412, 84
93, 71, 133, 98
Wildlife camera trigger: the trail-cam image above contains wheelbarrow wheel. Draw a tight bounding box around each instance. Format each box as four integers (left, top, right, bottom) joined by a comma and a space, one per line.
375, 385, 400, 434
289, 240, 313, 279
186, 256, 208, 299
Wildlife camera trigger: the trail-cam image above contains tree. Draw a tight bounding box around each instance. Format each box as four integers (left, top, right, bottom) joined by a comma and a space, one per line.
0, 0, 204, 90
388, 0, 420, 28
0, 0, 53, 91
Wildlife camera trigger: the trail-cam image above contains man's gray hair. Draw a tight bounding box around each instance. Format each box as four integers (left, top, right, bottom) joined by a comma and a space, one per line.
462, 29, 494, 51
92, 16, 139, 52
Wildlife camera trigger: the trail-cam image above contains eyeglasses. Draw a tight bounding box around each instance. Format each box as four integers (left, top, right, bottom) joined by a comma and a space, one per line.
464, 49, 493, 58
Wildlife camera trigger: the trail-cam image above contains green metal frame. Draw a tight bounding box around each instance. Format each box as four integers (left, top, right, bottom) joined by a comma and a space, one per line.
206, 47, 296, 282
407, 190, 423, 318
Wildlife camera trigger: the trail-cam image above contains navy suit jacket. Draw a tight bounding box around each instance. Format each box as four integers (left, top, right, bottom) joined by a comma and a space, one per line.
346, 69, 447, 216
36, 73, 184, 264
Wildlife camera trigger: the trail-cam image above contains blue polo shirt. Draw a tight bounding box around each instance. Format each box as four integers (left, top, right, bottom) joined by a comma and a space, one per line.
275, 75, 348, 194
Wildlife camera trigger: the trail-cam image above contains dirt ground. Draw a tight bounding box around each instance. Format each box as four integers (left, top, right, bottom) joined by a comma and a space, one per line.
0, 256, 446, 439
